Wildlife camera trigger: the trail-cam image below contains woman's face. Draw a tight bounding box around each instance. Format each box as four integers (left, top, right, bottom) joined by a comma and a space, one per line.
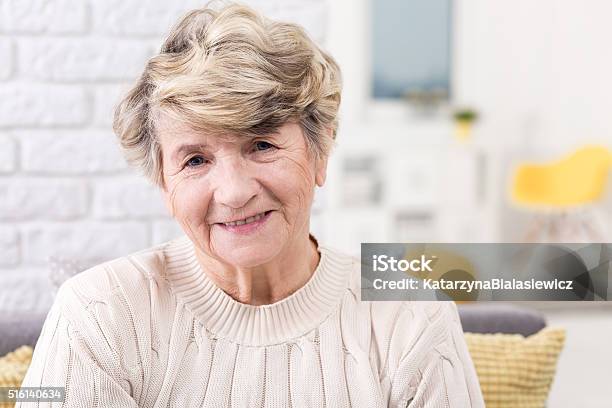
158, 117, 328, 268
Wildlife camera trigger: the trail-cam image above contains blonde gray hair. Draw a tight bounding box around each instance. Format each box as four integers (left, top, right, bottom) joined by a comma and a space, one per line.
113, 1, 342, 188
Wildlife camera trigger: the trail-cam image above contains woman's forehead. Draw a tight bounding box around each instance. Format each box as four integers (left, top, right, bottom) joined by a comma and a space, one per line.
157, 115, 296, 145
156, 116, 243, 147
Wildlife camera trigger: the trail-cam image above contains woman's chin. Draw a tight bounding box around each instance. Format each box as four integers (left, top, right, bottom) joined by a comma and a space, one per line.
217, 245, 281, 268
210, 232, 286, 268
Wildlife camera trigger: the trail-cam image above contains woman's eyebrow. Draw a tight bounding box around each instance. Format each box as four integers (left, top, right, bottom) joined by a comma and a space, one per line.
171, 130, 283, 161
171, 143, 208, 162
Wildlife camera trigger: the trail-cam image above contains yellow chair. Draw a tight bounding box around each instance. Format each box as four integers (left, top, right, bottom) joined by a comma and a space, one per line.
512, 146, 612, 207
510, 145, 612, 242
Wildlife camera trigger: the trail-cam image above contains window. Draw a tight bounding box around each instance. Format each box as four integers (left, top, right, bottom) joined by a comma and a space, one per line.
371, 0, 452, 103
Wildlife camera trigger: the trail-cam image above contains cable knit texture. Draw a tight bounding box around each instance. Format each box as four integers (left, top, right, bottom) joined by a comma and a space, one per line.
17, 234, 485, 407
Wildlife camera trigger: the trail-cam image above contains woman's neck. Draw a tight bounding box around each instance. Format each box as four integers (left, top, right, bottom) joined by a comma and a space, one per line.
194, 232, 320, 306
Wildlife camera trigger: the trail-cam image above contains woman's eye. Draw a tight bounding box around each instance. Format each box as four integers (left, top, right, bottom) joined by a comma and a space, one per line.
253, 141, 275, 152
185, 155, 206, 168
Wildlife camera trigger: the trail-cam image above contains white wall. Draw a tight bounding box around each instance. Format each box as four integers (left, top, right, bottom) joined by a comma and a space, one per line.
457, 0, 612, 242
323, 0, 612, 252
459, 0, 612, 151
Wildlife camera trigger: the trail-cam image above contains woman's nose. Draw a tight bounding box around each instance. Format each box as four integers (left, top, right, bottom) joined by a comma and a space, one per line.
212, 156, 260, 209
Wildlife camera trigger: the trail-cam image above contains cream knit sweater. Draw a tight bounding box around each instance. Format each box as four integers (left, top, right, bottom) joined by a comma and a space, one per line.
18, 234, 485, 407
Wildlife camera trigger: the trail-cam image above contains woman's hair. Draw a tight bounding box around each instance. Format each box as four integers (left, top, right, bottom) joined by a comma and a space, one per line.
113, 1, 342, 188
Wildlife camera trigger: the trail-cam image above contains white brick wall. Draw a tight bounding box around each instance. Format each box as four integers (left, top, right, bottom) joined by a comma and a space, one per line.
0, 0, 88, 34
19, 38, 156, 81
0, 226, 19, 266
0, 178, 88, 220
0, 134, 16, 172
19, 130, 127, 173
22, 221, 149, 266
0, 84, 88, 126
0, 39, 12, 80
0, 0, 328, 292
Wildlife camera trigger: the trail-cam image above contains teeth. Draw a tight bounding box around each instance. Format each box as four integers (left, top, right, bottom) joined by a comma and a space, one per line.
224, 212, 266, 227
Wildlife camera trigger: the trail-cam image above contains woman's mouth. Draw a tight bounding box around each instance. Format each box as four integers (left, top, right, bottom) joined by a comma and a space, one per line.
218, 210, 273, 234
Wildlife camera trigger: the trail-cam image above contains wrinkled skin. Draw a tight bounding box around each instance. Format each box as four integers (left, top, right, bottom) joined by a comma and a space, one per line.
158, 116, 329, 304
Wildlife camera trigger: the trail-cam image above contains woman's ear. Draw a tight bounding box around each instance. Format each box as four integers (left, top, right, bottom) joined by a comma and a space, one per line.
315, 154, 328, 187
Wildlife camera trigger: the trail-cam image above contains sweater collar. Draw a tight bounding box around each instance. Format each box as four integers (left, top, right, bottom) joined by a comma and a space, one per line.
163, 233, 352, 346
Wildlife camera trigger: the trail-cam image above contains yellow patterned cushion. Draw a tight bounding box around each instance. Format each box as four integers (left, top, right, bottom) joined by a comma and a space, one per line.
465, 327, 565, 408
0, 346, 33, 408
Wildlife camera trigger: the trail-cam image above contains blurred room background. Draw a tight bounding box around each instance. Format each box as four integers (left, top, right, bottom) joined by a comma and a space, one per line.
1, 0, 611, 405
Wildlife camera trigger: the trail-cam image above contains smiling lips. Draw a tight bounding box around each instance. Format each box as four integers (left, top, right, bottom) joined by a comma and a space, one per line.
220, 210, 271, 227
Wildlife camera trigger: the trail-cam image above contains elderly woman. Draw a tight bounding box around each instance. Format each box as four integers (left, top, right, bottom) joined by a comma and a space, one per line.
19, 3, 484, 407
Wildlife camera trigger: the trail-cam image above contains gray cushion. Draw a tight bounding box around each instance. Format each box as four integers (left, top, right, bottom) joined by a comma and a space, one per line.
0, 311, 48, 356
457, 303, 547, 336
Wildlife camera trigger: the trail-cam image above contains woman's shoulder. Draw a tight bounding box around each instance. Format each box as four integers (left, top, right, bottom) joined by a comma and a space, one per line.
52, 237, 183, 328
314, 242, 461, 329
31, 238, 189, 386
371, 300, 462, 342
317, 242, 362, 294
365, 301, 463, 383
62, 241, 172, 299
